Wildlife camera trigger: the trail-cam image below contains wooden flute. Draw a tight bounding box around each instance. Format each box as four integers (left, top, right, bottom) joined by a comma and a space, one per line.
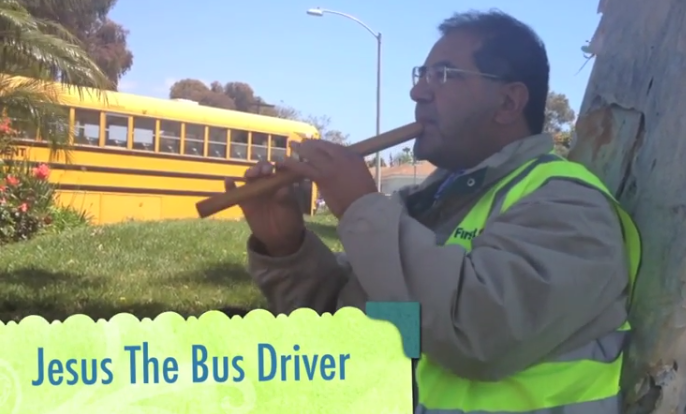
195, 122, 423, 218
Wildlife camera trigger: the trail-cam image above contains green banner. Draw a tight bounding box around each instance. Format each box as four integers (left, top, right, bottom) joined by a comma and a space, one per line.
0, 306, 414, 413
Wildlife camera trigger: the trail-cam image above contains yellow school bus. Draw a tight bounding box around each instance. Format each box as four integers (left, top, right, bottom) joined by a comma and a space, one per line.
4, 77, 320, 224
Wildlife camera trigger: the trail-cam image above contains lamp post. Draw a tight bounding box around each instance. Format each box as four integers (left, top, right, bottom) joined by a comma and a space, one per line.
413, 155, 417, 185
306, 7, 382, 191
403, 146, 417, 185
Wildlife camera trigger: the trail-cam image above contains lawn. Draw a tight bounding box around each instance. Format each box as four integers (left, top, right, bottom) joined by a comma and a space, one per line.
0, 214, 342, 322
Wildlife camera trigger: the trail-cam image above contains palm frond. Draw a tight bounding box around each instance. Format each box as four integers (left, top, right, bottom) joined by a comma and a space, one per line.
0, 76, 71, 162
0, 0, 114, 163
0, 0, 112, 98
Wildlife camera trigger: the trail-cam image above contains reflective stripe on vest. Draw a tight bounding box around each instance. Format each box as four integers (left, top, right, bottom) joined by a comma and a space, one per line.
415, 154, 642, 414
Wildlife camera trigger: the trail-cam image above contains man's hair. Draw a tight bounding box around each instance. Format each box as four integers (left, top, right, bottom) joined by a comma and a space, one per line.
438, 10, 549, 134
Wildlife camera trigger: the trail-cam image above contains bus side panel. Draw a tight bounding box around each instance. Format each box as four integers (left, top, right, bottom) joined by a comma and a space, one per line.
56, 190, 244, 225
159, 194, 243, 222
53, 191, 102, 222
16, 145, 252, 179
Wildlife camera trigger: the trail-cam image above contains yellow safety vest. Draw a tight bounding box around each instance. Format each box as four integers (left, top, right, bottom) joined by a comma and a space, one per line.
415, 153, 641, 414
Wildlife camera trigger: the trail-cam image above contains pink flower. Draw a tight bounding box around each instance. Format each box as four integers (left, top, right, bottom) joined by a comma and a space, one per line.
33, 163, 50, 180
5, 175, 19, 186
0, 118, 11, 134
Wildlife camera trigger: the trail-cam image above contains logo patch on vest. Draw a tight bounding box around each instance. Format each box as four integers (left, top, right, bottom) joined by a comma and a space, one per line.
453, 227, 483, 240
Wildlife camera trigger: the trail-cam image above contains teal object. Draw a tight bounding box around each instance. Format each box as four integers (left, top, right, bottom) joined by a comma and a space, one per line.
365, 302, 420, 359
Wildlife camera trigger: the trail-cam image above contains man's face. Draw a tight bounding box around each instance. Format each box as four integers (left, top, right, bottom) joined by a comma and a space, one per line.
410, 31, 502, 170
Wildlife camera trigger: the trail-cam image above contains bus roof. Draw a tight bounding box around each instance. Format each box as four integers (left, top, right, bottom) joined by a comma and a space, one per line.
7, 76, 320, 137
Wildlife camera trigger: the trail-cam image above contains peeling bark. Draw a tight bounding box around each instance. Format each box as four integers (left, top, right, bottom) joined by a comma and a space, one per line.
569, 0, 686, 413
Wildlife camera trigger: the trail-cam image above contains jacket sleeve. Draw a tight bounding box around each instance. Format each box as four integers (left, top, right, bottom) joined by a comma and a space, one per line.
246, 230, 351, 315
337, 180, 630, 381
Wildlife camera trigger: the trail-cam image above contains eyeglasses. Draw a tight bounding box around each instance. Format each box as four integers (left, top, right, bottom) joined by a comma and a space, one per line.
412, 65, 501, 86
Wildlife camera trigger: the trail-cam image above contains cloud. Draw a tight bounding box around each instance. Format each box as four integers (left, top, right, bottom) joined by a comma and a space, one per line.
151, 76, 177, 93
117, 79, 137, 92
163, 77, 177, 88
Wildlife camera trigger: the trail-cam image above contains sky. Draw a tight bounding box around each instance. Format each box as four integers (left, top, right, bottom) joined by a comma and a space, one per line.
111, 0, 601, 158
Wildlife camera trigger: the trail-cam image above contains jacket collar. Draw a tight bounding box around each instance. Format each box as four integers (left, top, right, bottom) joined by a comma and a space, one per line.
398, 133, 554, 207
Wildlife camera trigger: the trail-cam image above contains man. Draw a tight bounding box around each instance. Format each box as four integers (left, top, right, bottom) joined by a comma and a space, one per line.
225, 10, 640, 414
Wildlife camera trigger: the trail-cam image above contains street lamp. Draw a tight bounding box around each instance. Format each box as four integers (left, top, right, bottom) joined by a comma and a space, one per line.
306, 7, 383, 191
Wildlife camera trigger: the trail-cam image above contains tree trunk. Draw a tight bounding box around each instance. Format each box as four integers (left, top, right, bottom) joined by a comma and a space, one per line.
569, 0, 686, 413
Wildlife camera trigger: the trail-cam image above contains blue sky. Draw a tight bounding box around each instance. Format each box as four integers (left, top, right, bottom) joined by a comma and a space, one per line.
111, 0, 600, 157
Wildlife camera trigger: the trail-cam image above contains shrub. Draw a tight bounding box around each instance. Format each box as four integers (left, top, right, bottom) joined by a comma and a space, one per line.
44, 204, 92, 234
0, 117, 94, 243
0, 160, 56, 243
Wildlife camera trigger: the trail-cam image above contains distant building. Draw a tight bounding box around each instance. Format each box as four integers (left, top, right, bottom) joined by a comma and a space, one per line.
370, 161, 437, 195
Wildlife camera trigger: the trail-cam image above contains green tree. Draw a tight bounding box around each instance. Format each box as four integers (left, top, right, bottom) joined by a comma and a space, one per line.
0, 0, 111, 159
366, 154, 386, 168
169, 79, 235, 109
169, 79, 209, 102
272, 104, 301, 120
18, 0, 134, 89
554, 128, 574, 147
269, 103, 350, 145
545, 91, 576, 158
167, 80, 350, 144
223, 82, 256, 112
393, 148, 414, 165
222, 82, 274, 115
304, 114, 348, 145
544, 91, 576, 133
209, 81, 223, 94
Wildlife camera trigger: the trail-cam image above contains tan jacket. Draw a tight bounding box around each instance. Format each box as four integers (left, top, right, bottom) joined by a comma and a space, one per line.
246, 133, 630, 382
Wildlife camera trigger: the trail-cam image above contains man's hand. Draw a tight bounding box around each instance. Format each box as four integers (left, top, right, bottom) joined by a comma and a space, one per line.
226, 161, 305, 257
279, 139, 378, 218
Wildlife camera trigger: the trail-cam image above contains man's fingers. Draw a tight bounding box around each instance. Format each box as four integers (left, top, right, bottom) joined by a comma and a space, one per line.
244, 160, 274, 181
290, 140, 332, 167
274, 186, 294, 201
300, 138, 342, 150
277, 156, 321, 180
258, 162, 273, 175
224, 178, 237, 192
284, 139, 348, 182
244, 165, 259, 179
308, 139, 361, 161
291, 139, 361, 171
234, 161, 296, 201
274, 162, 288, 173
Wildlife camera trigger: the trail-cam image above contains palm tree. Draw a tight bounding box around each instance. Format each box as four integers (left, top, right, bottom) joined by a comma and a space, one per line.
0, 0, 111, 161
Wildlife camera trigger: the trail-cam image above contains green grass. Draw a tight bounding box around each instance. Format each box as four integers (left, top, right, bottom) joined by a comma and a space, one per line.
0, 214, 342, 322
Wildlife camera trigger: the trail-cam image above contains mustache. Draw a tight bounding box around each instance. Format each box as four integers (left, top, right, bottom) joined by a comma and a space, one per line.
415, 118, 438, 126
414, 107, 438, 123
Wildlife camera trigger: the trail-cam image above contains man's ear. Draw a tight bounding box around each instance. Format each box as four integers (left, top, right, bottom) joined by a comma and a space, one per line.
494, 82, 529, 125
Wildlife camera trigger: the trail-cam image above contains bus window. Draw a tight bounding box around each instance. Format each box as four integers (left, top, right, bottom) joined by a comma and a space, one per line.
251, 132, 268, 161
74, 109, 100, 146
9, 118, 37, 140
230, 129, 248, 159
132, 117, 155, 151
105, 113, 129, 147
184, 123, 204, 156
40, 119, 69, 145
270, 135, 287, 161
208, 126, 227, 158
160, 120, 181, 153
